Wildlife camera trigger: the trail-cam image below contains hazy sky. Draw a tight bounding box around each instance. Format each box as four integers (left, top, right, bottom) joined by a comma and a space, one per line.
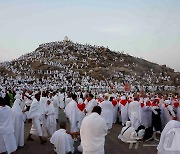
0, 0, 180, 71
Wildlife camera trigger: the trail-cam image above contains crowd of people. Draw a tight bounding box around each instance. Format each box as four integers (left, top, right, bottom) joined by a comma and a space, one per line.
0, 82, 180, 154
1, 38, 179, 94
0, 38, 180, 154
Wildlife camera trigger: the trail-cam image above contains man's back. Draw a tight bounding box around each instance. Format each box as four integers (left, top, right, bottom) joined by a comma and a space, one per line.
50, 129, 74, 154
80, 112, 108, 152
0, 105, 14, 134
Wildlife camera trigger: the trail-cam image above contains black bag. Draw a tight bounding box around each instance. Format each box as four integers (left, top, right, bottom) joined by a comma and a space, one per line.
143, 127, 153, 140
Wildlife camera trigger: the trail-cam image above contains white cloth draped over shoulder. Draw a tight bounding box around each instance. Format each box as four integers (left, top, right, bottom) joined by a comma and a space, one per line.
28, 98, 41, 119
128, 101, 141, 130
99, 100, 114, 129
118, 121, 137, 143
50, 129, 74, 154
52, 95, 60, 120
80, 112, 108, 154
43, 102, 56, 136
28, 98, 43, 136
12, 97, 24, 147
85, 99, 98, 116
65, 100, 79, 132
40, 96, 48, 117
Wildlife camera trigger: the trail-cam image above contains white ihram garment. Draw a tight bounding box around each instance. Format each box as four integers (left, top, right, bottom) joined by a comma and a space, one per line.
28, 98, 43, 136
0, 105, 17, 154
85, 99, 98, 115
43, 103, 56, 136
50, 129, 74, 154
128, 101, 141, 130
99, 100, 114, 129
12, 98, 24, 147
80, 112, 108, 154
65, 100, 79, 132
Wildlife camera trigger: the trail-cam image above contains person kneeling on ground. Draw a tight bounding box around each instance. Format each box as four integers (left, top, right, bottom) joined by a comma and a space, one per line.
118, 121, 137, 143
50, 122, 74, 154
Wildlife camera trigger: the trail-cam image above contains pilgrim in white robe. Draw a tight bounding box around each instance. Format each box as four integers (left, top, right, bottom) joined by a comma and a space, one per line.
43, 101, 56, 136
157, 120, 180, 154
0, 105, 17, 154
28, 98, 43, 136
118, 121, 137, 143
77, 98, 86, 129
128, 100, 141, 130
50, 129, 74, 154
119, 97, 129, 126
111, 99, 118, 123
164, 102, 176, 126
59, 92, 66, 109
65, 97, 72, 107
52, 94, 60, 120
141, 101, 152, 128
40, 96, 48, 118
85, 99, 98, 115
12, 96, 24, 147
65, 99, 79, 132
80, 112, 108, 154
99, 100, 114, 129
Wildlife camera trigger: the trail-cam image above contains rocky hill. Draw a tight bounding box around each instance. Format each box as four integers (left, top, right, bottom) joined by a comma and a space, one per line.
0, 38, 180, 87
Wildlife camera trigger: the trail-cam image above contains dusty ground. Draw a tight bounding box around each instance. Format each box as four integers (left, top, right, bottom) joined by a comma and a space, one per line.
15, 110, 158, 154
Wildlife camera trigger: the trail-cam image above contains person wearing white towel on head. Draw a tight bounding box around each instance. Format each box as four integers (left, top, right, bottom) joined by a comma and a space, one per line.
0, 97, 17, 154
118, 121, 137, 143
12, 94, 25, 147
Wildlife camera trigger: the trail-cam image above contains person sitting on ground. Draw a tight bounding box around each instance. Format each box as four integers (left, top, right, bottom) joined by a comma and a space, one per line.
50, 122, 74, 154
118, 121, 137, 143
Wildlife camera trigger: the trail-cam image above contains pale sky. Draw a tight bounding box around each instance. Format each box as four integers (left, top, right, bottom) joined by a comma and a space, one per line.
0, 0, 180, 71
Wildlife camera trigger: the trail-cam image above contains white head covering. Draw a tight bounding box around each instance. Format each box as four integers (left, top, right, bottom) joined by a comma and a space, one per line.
78, 98, 83, 104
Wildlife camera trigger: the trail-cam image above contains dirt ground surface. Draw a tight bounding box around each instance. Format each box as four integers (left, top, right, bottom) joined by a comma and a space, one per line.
15, 109, 158, 154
